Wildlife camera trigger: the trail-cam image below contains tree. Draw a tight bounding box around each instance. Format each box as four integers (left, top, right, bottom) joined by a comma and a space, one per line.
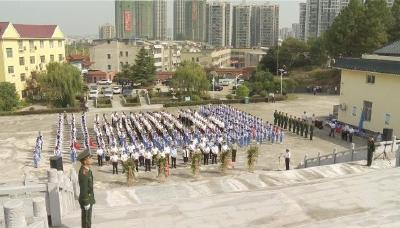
389, 0, 400, 41
236, 85, 250, 98
0, 82, 19, 111
325, 0, 366, 57
132, 48, 156, 86
308, 37, 328, 66
39, 62, 83, 107
115, 63, 132, 85
171, 61, 209, 96
247, 68, 275, 95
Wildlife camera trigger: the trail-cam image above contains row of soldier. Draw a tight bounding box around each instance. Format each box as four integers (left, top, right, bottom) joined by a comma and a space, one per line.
273, 110, 315, 140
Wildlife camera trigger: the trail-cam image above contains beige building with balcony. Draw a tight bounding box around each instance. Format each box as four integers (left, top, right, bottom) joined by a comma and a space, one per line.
334, 41, 400, 137
181, 48, 231, 68
89, 39, 181, 73
0, 22, 65, 98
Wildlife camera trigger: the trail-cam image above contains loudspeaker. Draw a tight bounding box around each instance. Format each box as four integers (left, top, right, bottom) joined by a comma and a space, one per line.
50, 156, 63, 171
382, 128, 393, 141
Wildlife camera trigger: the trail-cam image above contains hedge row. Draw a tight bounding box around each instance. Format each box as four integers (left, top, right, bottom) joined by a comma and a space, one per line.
163, 95, 287, 107
120, 96, 141, 107
95, 98, 112, 108
0, 107, 84, 116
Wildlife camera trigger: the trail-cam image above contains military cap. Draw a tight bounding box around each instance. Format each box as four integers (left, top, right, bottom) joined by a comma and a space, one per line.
77, 149, 91, 161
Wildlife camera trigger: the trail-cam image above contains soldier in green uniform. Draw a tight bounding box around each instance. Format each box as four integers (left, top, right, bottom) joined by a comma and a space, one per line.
309, 124, 314, 140
277, 111, 282, 127
296, 118, 301, 135
300, 119, 305, 136
292, 116, 297, 133
78, 149, 95, 228
284, 113, 288, 129
273, 110, 278, 125
288, 115, 293, 132
304, 121, 309, 138
367, 138, 375, 166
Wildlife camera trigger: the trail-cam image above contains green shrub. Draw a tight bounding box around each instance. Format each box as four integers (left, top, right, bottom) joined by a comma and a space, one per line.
0, 107, 83, 116
259, 91, 267, 97
191, 94, 201, 102
226, 94, 234, 100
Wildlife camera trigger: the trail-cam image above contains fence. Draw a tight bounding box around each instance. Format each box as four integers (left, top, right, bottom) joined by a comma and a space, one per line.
297, 138, 400, 169
0, 168, 79, 228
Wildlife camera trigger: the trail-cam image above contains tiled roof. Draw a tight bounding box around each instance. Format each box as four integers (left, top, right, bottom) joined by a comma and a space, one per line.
374, 40, 400, 56
334, 57, 400, 75
0, 22, 10, 37
12, 23, 57, 38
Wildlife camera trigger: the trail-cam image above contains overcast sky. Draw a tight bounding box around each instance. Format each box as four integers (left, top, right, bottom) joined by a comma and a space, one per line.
0, 0, 305, 37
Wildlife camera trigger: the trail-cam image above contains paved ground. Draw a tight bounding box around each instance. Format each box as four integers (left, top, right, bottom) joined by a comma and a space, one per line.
0, 94, 375, 186
61, 165, 400, 227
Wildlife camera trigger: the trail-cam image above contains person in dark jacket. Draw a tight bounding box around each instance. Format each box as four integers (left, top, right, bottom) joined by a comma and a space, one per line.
78, 149, 95, 228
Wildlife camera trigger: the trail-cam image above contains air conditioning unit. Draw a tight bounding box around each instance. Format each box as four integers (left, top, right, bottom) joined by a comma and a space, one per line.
340, 103, 347, 111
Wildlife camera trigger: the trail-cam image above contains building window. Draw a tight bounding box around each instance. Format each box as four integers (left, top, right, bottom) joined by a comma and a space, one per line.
107, 65, 111, 70
125, 62, 128, 65
192, 57, 195, 61
125, 51, 128, 57
107, 54, 111, 59
30, 56, 35, 64
29, 40, 34, 50
18, 40, 23, 50
50, 55, 54, 62
120, 62, 123, 67
352, 106, 357, 116
49, 40, 54, 48
120, 51, 123, 57
20, 73, 26, 82
59, 54, 63, 62
363, 101, 372, 122
366, 74, 375, 84
40, 40, 44, 48
6, 48, 13, 58
385, 113, 391, 125
40, 55, 45, 63
107, 40, 111, 44
19, 57, 25, 66
8, 66, 14, 74
196, 57, 199, 62
58, 40, 62, 47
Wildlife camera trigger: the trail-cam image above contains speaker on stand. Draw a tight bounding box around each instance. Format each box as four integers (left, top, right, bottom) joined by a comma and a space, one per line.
50, 156, 64, 171
383, 128, 393, 141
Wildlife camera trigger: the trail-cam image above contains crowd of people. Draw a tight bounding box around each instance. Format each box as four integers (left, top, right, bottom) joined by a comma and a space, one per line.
45, 105, 290, 174
273, 110, 315, 140
54, 113, 64, 157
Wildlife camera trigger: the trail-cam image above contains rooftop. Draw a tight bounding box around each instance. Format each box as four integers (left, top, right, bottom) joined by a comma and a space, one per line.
374, 40, 400, 56
0, 22, 59, 39
334, 57, 400, 75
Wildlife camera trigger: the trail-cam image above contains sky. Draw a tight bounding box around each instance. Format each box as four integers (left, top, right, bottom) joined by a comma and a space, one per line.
0, 0, 305, 38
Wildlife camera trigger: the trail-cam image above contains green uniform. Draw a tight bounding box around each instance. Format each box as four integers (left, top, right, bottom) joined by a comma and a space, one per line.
79, 166, 95, 228
284, 115, 288, 129
273, 112, 277, 125
277, 113, 281, 127
288, 117, 292, 131
296, 120, 300, 135
304, 122, 309, 138
367, 140, 375, 166
300, 121, 304, 136
310, 125, 314, 140
292, 118, 297, 133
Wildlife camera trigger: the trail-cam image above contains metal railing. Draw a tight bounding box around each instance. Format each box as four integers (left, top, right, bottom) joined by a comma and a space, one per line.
297, 139, 400, 169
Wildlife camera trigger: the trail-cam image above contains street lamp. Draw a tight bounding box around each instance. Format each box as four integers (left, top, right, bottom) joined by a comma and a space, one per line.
276, 38, 283, 94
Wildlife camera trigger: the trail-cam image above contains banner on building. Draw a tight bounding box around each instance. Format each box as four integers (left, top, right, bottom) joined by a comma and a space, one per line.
124, 10, 132, 32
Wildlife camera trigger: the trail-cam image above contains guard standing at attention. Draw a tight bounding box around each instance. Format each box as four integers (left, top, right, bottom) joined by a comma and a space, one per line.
78, 149, 95, 228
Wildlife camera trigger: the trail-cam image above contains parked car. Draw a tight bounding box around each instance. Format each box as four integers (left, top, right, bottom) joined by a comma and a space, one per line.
210, 84, 223, 91
113, 86, 121, 94
97, 79, 112, 85
88, 89, 98, 99
103, 88, 113, 99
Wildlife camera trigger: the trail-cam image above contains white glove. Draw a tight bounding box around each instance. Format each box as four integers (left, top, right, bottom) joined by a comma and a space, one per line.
84, 204, 90, 210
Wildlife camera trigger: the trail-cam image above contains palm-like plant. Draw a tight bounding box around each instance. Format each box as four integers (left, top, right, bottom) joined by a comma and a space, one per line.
247, 145, 259, 172
191, 150, 202, 176
220, 149, 231, 173
121, 158, 137, 186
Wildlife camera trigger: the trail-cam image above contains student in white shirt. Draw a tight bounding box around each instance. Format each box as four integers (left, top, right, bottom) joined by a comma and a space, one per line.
170, 146, 177, 169
96, 148, 104, 167
144, 151, 152, 172
110, 153, 119, 174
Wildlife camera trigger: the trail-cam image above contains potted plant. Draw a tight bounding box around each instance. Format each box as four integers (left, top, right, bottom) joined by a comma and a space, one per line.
121, 158, 137, 186
247, 145, 259, 172
191, 150, 202, 177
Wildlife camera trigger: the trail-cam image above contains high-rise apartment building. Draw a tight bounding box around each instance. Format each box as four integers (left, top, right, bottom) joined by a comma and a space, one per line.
174, 0, 207, 42
259, 4, 279, 47
292, 23, 301, 39
208, 2, 228, 47
299, 3, 307, 41
153, 0, 167, 40
233, 5, 252, 48
115, 0, 166, 40
99, 23, 115, 39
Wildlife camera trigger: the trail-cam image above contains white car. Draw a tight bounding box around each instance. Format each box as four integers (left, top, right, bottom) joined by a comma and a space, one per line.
103, 89, 113, 99
89, 90, 98, 99
112, 86, 121, 94
97, 79, 112, 85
